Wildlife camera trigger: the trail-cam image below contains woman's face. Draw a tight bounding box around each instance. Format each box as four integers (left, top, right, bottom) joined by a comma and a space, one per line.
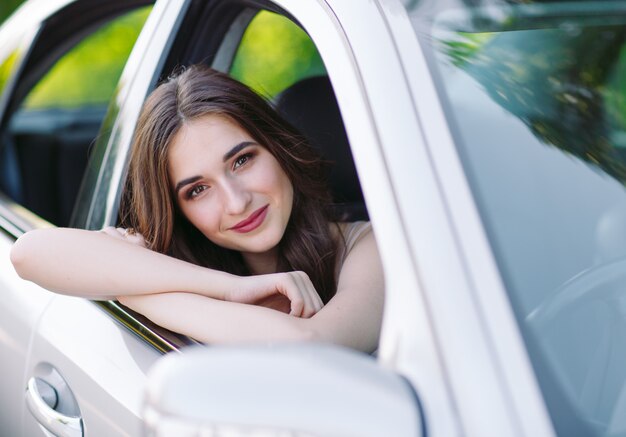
168, 114, 294, 255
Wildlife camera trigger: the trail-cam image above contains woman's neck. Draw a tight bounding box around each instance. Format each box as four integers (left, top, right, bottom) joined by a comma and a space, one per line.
241, 247, 279, 275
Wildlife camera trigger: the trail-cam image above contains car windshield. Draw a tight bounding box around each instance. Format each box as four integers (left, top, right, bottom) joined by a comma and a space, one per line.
408, 1, 626, 435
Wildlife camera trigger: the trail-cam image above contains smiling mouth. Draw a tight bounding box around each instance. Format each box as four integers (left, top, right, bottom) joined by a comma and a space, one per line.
229, 205, 269, 233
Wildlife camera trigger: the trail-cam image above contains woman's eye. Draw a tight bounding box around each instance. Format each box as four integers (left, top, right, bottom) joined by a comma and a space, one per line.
233, 152, 253, 170
187, 185, 208, 199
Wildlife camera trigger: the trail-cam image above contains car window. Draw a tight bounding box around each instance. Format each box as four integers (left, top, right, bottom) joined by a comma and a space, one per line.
0, 50, 19, 97
229, 10, 326, 98
411, 1, 626, 435
0, 6, 151, 226
104, 3, 368, 353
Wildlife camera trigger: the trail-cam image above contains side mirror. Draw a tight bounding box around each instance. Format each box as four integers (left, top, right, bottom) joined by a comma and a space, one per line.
143, 344, 424, 436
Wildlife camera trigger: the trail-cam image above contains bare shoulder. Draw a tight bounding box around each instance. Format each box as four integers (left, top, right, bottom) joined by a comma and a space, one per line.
333, 221, 380, 289
314, 221, 383, 352
332, 221, 374, 261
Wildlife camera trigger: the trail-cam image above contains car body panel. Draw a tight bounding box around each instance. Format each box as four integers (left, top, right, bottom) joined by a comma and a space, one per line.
22, 295, 160, 436
0, 229, 52, 437
374, 1, 556, 436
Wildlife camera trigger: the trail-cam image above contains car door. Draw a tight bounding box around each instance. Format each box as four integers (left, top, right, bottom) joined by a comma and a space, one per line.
0, 1, 168, 436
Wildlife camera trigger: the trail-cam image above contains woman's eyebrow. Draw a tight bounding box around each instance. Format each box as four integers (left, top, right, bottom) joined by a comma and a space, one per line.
222, 141, 256, 162
174, 141, 256, 194
174, 176, 202, 195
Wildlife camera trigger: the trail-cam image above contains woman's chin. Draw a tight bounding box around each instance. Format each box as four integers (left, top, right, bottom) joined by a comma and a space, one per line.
217, 232, 283, 255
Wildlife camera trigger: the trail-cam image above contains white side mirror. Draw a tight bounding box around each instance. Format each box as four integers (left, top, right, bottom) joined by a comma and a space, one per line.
143, 344, 423, 437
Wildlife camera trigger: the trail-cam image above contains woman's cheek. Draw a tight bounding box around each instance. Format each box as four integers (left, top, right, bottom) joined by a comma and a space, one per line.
185, 202, 221, 235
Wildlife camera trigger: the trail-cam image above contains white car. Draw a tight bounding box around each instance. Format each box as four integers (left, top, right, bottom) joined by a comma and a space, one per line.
0, 0, 623, 435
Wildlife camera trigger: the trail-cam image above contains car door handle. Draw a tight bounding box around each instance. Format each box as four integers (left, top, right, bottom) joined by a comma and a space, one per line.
25, 377, 83, 437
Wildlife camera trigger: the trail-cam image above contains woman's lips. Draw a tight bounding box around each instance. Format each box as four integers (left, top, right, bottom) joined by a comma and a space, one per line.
229, 205, 269, 233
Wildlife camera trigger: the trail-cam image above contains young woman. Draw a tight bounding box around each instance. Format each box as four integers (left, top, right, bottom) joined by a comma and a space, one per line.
10, 66, 383, 353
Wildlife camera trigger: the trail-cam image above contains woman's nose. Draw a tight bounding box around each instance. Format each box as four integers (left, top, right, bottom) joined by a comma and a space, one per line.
222, 181, 251, 215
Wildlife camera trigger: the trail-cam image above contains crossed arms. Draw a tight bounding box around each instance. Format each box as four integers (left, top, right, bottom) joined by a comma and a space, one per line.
10, 226, 383, 353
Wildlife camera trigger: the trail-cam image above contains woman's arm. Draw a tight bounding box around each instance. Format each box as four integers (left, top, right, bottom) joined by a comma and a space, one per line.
10, 227, 322, 317
305, 228, 384, 352
118, 292, 316, 343
10, 227, 234, 300
118, 227, 384, 352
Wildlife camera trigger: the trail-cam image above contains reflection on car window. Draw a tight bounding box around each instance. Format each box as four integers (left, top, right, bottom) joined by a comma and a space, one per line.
24, 7, 151, 109
412, 2, 626, 436
1, 6, 151, 226
230, 10, 325, 98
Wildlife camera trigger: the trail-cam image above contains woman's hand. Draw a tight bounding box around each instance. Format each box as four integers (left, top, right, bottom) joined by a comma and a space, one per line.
100, 226, 147, 248
228, 271, 323, 318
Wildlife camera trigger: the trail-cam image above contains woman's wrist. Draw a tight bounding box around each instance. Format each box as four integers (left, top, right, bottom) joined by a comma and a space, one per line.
193, 265, 239, 301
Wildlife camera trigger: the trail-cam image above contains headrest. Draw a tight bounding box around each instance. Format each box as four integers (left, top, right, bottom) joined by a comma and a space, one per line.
275, 76, 367, 221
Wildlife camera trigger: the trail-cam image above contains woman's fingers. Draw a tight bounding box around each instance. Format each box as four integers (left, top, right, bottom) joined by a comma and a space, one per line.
286, 271, 323, 318
99, 227, 146, 248
283, 272, 305, 317
100, 226, 124, 239
125, 231, 147, 248
230, 272, 323, 318
302, 271, 324, 314
289, 271, 313, 317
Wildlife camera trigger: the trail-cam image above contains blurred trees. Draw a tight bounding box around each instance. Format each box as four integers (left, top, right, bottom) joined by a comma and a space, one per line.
0, 0, 24, 24
443, 15, 626, 183
24, 6, 150, 108
230, 11, 325, 98
1, 5, 324, 108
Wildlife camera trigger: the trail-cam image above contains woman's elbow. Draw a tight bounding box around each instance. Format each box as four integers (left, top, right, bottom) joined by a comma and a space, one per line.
294, 320, 322, 343
10, 232, 36, 279
10, 229, 56, 280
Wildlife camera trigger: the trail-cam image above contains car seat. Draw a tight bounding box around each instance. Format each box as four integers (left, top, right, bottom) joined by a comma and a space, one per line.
275, 76, 368, 222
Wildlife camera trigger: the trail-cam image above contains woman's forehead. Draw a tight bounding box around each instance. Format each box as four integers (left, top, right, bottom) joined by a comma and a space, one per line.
167, 114, 253, 177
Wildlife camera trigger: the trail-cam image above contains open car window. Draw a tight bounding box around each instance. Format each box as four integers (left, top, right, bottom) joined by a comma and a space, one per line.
229, 10, 326, 99
109, 2, 369, 352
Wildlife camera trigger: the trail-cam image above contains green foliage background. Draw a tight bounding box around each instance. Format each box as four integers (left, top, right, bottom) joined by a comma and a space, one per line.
1, 5, 325, 108
24, 6, 151, 108
443, 24, 626, 184
231, 11, 325, 98
0, 0, 23, 24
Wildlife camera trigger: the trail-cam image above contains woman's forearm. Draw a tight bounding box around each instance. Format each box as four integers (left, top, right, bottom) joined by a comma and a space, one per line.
10, 227, 235, 300
118, 292, 315, 344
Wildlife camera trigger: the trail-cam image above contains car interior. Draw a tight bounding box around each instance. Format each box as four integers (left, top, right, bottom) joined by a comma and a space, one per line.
275, 75, 367, 222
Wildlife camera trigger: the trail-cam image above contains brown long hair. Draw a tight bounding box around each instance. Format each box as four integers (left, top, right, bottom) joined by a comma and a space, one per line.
120, 65, 339, 303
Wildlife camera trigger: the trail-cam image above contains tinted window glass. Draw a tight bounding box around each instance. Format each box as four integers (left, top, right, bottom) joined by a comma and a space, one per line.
24, 7, 151, 109
2, 6, 151, 226
410, 2, 626, 435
